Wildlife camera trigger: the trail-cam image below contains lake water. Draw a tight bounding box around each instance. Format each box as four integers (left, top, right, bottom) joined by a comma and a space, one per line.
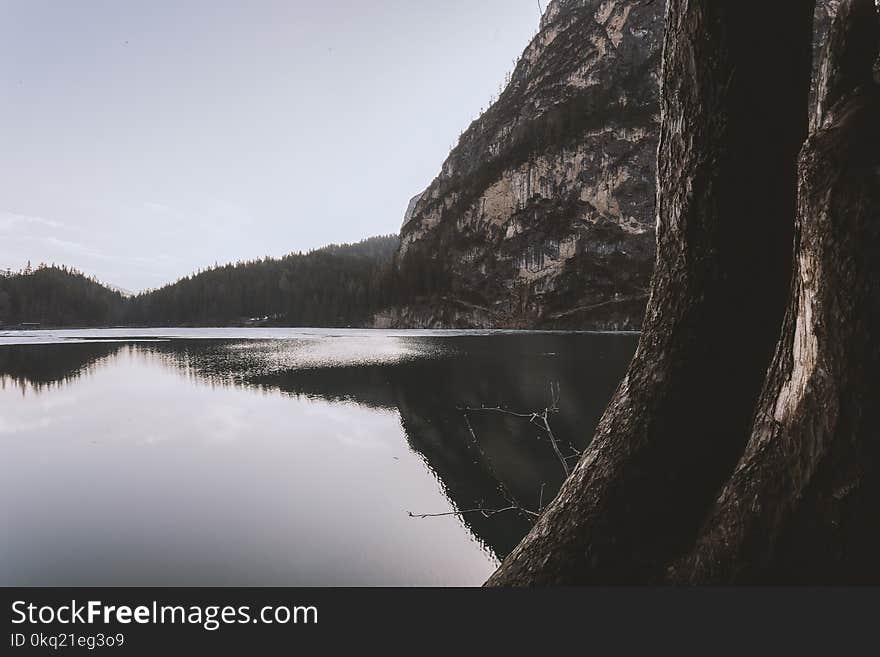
0, 328, 637, 586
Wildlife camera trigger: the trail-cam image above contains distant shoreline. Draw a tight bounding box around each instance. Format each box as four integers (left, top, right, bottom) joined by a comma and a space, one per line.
0, 321, 644, 333
0, 325, 643, 337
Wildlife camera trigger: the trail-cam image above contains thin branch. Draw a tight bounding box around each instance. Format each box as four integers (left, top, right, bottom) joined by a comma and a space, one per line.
463, 414, 530, 514
408, 506, 539, 520
459, 405, 537, 419
410, 382, 572, 523
409, 483, 548, 521
535, 407, 570, 477
461, 381, 570, 476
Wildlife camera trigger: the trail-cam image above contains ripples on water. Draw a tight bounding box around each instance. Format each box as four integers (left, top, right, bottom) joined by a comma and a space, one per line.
0, 328, 637, 586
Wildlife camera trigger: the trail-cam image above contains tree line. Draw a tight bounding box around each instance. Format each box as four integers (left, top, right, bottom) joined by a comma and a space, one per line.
0, 235, 402, 328
0, 263, 126, 326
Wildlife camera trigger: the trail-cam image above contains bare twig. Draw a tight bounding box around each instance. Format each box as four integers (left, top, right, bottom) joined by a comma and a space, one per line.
535, 407, 570, 477
461, 381, 571, 476
460, 405, 537, 418
463, 414, 532, 516
408, 505, 539, 520
408, 382, 575, 524
409, 483, 547, 521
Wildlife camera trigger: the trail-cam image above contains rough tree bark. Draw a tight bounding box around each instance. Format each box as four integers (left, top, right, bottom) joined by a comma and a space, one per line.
678, 0, 880, 585
487, 0, 816, 586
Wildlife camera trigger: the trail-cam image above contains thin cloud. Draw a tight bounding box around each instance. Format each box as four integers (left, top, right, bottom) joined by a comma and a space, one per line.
0, 211, 65, 231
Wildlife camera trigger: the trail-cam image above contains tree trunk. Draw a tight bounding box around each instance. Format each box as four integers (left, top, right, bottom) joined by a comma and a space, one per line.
487, 0, 816, 586
676, 0, 880, 584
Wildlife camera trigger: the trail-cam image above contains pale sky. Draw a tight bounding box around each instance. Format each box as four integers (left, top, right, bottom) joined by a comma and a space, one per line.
0, 0, 541, 291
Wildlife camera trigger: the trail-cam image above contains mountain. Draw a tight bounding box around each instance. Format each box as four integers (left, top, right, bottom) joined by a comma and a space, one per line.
386, 0, 664, 330
0, 236, 399, 328
4, 2, 842, 331
0, 265, 126, 327
124, 235, 399, 327
385, 0, 841, 330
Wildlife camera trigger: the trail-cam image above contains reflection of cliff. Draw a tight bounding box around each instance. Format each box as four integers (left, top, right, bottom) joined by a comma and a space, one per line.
251, 334, 637, 558
0, 335, 637, 560
0, 342, 123, 391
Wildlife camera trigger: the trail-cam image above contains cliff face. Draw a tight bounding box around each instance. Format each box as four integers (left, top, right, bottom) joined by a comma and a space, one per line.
384, 0, 837, 330
387, 0, 663, 330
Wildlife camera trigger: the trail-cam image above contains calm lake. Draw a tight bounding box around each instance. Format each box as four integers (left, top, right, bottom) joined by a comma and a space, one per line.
0, 328, 637, 586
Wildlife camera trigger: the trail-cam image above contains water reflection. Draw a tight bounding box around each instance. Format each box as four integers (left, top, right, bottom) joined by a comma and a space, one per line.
0, 342, 122, 393
0, 332, 636, 583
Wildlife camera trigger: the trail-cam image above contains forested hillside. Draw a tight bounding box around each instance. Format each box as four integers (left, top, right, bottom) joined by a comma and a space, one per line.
0, 235, 399, 328
0, 264, 126, 326
125, 235, 398, 326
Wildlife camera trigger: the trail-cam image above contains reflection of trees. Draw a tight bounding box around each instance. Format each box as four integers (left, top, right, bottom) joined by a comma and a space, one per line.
0, 335, 636, 560
0, 343, 124, 392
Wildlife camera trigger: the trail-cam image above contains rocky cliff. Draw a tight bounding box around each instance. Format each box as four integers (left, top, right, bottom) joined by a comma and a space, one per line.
383, 0, 838, 330
385, 0, 662, 329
